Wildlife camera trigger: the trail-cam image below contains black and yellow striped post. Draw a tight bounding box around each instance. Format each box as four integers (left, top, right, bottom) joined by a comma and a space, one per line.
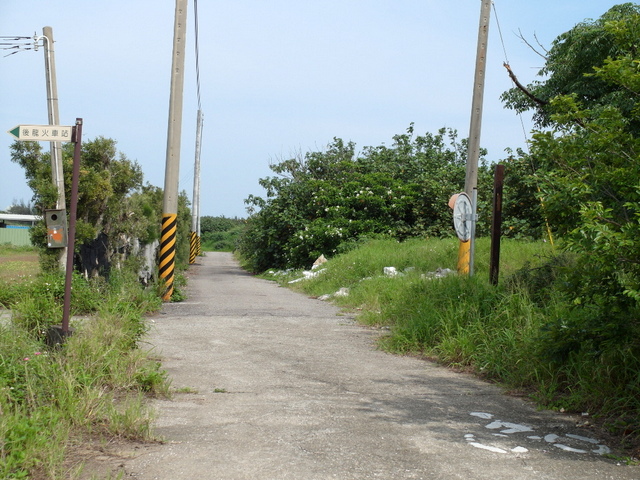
189, 231, 198, 264
160, 0, 188, 301
159, 213, 178, 301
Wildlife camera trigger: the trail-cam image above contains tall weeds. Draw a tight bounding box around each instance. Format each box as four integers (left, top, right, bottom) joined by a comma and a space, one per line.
0, 268, 167, 479
281, 237, 640, 449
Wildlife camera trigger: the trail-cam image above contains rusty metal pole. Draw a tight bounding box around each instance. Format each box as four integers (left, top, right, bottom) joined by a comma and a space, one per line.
489, 164, 505, 285
61, 118, 83, 335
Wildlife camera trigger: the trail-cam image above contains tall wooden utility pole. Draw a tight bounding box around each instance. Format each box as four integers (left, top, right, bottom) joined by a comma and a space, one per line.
43, 26, 67, 271
160, 0, 188, 301
458, 0, 491, 276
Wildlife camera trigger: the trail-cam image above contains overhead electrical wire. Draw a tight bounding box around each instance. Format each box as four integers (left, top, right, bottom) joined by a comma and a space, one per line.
179, 0, 204, 193
0, 35, 41, 57
491, 2, 531, 150
491, 1, 555, 246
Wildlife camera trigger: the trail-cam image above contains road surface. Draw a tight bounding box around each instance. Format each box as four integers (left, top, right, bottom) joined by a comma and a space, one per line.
121, 252, 638, 479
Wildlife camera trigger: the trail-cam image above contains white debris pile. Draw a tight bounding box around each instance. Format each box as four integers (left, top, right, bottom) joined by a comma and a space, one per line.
383, 266, 414, 277
422, 268, 455, 279
318, 287, 350, 301
267, 268, 294, 276
288, 268, 326, 284
312, 254, 327, 269
383, 266, 399, 277
383, 266, 455, 279
288, 254, 329, 283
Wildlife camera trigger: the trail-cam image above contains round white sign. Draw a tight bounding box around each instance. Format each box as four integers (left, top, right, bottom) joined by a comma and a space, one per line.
453, 192, 473, 242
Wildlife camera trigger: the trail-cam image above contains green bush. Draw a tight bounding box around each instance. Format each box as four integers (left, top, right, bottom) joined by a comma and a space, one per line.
200, 216, 245, 252
239, 128, 514, 273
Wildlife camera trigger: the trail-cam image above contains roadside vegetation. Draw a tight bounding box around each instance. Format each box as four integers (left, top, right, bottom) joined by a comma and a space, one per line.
200, 216, 245, 252
264, 237, 640, 455
3, 117, 190, 478
0, 244, 170, 479
3, 0, 640, 474
239, 4, 640, 457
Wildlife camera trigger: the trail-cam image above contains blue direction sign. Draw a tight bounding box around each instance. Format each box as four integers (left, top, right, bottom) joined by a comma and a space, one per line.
7, 124, 73, 142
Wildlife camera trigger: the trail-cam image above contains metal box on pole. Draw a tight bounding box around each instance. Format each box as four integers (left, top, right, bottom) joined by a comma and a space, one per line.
44, 209, 68, 248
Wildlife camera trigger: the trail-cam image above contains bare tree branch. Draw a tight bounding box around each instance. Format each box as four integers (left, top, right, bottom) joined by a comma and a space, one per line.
503, 63, 549, 107
517, 28, 549, 60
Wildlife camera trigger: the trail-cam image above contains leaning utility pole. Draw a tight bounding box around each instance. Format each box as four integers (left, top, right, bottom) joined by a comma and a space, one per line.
160, 0, 188, 301
42, 26, 67, 271
458, 0, 491, 276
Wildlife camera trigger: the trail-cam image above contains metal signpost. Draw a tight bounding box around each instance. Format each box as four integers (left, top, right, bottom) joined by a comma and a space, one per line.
7, 119, 83, 343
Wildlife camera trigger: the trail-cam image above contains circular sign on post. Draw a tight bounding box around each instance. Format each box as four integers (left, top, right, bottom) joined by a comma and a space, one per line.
453, 192, 472, 242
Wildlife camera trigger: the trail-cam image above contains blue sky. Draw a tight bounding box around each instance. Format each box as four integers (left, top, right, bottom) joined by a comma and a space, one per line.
0, 1, 625, 218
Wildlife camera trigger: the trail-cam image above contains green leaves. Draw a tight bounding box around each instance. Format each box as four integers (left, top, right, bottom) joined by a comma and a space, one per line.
502, 3, 640, 133
239, 127, 495, 272
501, 5, 640, 367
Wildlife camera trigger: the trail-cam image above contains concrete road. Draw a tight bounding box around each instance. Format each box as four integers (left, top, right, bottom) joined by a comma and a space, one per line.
123, 252, 638, 479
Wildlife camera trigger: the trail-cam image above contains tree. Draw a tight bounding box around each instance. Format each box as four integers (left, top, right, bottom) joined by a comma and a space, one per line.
239, 127, 493, 272
200, 216, 245, 252
501, 3, 640, 133
6, 199, 35, 215
10, 137, 152, 274
502, 4, 640, 359
499, 151, 546, 240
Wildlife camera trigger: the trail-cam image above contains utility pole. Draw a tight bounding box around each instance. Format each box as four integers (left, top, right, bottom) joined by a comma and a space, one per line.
42, 26, 67, 271
458, 0, 491, 276
160, 0, 188, 300
189, 109, 203, 264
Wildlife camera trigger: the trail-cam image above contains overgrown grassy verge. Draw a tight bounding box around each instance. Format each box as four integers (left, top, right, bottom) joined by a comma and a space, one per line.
0, 250, 169, 479
264, 237, 640, 456
0, 244, 39, 284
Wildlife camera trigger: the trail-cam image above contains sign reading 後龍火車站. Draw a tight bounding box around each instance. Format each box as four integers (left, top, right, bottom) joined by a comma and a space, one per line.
7, 124, 73, 142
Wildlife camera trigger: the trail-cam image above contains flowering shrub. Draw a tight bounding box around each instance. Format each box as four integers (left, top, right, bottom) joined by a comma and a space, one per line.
239, 127, 499, 272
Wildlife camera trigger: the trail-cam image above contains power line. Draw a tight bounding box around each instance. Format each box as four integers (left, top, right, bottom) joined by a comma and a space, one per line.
0, 35, 42, 57
491, 1, 531, 151
491, 2, 510, 65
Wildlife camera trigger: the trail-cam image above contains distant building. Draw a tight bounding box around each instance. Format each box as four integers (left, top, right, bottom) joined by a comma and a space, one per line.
0, 214, 40, 246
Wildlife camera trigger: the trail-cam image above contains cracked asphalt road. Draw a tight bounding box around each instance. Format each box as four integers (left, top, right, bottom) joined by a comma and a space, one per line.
122, 252, 639, 479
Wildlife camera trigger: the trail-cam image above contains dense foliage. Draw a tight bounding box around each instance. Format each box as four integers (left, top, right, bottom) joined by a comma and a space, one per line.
9, 137, 192, 278
239, 126, 503, 272
501, 4, 640, 395
200, 215, 245, 251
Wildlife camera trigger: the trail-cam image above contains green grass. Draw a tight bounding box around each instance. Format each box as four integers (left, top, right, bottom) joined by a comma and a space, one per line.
0, 267, 168, 479
0, 245, 39, 285
271, 236, 640, 453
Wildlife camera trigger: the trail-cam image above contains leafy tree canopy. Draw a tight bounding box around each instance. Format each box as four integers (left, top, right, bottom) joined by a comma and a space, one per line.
239, 126, 498, 272
502, 4, 640, 359
502, 3, 640, 133
8, 137, 191, 274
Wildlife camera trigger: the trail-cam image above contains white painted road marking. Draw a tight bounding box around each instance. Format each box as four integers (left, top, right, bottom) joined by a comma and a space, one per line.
466, 412, 611, 456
